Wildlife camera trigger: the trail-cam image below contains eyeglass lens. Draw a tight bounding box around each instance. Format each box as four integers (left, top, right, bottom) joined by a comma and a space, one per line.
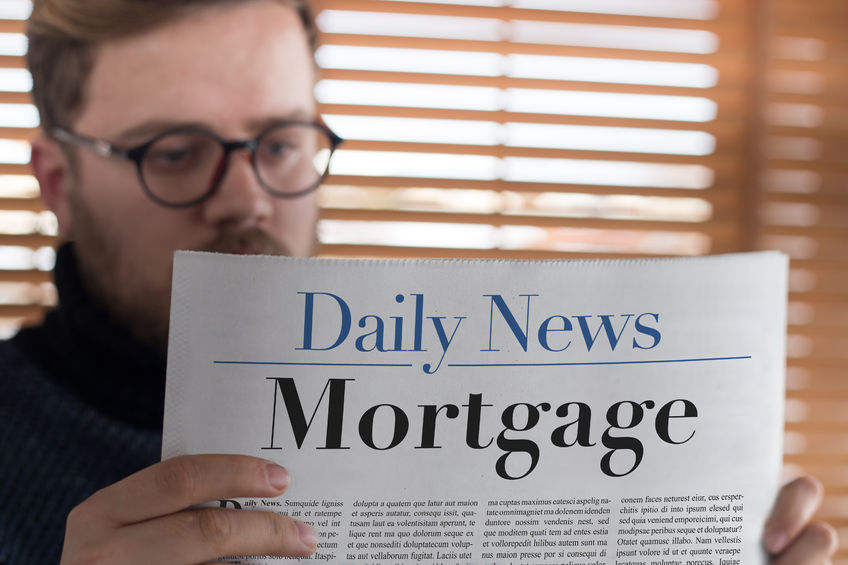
140, 124, 333, 205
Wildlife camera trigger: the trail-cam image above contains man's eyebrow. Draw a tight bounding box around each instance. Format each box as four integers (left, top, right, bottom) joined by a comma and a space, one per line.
113, 110, 316, 145
245, 109, 315, 131
113, 120, 211, 144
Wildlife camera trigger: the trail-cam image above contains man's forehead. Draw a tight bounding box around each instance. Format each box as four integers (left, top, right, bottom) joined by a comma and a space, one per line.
77, 0, 315, 138
89, 0, 310, 75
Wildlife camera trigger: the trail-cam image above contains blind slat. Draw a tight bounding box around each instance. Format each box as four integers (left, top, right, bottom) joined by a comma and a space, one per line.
0, 304, 44, 320
0, 164, 32, 175
0, 55, 25, 69
339, 139, 740, 169
315, 0, 745, 32
0, 234, 55, 248
319, 69, 744, 95
321, 207, 733, 234
0, 93, 32, 105
0, 197, 43, 211
320, 105, 745, 135
325, 175, 734, 201
0, 269, 52, 283
0, 127, 36, 141
320, 33, 743, 67
0, 20, 24, 34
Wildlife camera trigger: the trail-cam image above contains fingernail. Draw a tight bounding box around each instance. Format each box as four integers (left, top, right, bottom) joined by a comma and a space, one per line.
265, 464, 289, 490
765, 530, 787, 553
296, 520, 318, 548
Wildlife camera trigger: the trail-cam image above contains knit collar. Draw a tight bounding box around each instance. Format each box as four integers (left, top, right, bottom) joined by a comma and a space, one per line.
14, 242, 166, 430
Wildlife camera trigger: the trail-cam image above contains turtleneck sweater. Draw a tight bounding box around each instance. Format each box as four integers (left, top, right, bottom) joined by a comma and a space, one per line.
0, 243, 164, 564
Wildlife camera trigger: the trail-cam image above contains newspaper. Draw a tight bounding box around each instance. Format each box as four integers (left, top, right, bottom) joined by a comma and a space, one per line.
163, 252, 787, 565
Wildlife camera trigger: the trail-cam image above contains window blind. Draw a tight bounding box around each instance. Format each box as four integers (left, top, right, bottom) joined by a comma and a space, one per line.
760, 0, 848, 550
0, 0, 53, 340
312, 0, 746, 261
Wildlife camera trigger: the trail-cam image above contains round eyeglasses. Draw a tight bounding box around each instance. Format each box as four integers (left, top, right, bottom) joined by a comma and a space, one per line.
52, 121, 343, 208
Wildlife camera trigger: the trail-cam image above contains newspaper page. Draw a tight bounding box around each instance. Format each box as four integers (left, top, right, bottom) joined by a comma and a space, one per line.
163, 251, 787, 565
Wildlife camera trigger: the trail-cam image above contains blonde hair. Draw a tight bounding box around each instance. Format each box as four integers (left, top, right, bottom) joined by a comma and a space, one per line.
26, 0, 317, 132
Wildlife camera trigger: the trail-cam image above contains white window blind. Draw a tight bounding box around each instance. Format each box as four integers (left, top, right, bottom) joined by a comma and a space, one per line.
0, 0, 54, 340
760, 0, 848, 547
313, 0, 746, 260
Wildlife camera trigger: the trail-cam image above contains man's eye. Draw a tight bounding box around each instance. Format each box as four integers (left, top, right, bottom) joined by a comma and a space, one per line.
149, 148, 192, 167
262, 141, 292, 158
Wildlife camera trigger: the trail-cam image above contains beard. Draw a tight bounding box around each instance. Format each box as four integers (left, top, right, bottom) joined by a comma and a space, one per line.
68, 194, 314, 356
198, 227, 293, 256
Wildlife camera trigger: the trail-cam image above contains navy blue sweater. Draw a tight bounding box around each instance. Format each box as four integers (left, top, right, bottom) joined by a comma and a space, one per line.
0, 244, 164, 563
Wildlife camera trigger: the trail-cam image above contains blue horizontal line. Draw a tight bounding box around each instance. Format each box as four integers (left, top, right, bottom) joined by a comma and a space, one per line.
214, 361, 414, 367
449, 356, 752, 368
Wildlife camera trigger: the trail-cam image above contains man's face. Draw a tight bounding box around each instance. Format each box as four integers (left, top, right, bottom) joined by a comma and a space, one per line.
55, 0, 319, 352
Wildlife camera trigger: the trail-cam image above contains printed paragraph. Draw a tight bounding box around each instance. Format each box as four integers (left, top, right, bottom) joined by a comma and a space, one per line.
616, 493, 744, 565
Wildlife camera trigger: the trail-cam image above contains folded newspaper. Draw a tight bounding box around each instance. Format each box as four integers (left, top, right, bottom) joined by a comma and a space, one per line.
163, 252, 787, 564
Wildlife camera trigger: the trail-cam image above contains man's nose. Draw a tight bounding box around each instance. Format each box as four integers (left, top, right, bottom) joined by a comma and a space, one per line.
200, 149, 272, 227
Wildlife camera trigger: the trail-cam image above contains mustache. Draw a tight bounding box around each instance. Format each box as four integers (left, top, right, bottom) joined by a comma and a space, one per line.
199, 228, 289, 256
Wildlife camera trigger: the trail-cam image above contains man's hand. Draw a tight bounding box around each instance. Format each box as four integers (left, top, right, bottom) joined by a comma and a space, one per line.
59, 454, 317, 565
764, 476, 838, 563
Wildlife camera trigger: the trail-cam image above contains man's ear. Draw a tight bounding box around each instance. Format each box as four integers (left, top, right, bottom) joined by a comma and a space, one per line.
30, 133, 74, 238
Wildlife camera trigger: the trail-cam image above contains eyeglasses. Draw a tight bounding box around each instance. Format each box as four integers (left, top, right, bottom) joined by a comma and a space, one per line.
52, 121, 343, 208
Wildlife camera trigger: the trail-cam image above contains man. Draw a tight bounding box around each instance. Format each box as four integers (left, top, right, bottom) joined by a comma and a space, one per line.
0, 0, 837, 563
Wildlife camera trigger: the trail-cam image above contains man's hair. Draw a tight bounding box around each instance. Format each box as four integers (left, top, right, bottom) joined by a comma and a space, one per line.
26, 0, 317, 133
